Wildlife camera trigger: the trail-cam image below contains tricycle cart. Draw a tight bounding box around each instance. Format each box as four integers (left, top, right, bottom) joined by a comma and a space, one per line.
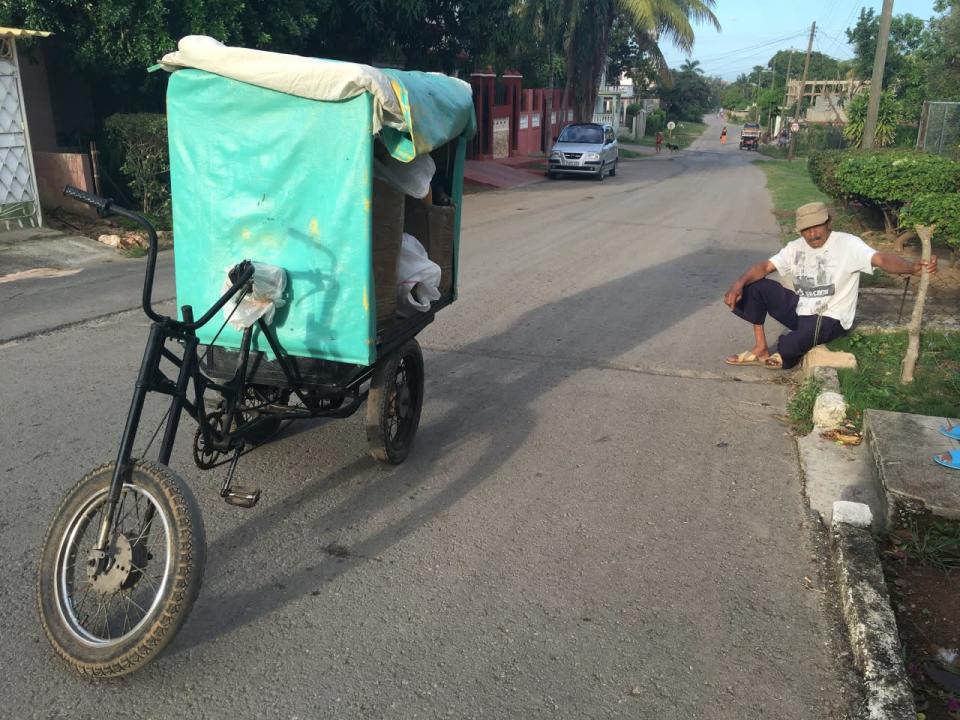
37, 37, 475, 677
739, 122, 761, 151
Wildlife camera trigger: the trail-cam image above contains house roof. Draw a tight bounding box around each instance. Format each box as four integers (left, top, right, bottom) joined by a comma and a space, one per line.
0, 27, 53, 38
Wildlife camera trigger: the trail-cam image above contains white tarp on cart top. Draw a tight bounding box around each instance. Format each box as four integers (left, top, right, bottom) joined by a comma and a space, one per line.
160, 36, 476, 162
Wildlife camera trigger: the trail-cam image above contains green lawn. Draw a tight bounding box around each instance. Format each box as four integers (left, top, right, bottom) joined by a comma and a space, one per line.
756, 159, 859, 238
828, 331, 960, 426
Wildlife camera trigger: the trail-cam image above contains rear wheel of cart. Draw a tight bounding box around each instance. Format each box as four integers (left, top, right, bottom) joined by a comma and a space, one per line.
37, 460, 205, 678
366, 339, 424, 464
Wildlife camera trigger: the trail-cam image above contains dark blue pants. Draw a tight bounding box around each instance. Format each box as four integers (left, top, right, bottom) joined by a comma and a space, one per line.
733, 279, 847, 369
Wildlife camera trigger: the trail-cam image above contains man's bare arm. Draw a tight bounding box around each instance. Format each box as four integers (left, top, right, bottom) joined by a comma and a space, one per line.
724, 260, 776, 309
871, 252, 938, 276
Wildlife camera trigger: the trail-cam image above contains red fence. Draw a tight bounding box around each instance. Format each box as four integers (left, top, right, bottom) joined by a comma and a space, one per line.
469, 71, 573, 159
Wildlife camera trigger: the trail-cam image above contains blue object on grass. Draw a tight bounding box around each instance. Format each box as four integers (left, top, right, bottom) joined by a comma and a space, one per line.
933, 449, 960, 470
938, 423, 960, 440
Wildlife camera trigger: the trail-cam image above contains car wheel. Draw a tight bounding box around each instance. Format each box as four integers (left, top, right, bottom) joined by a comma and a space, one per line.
609, 160, 617, 177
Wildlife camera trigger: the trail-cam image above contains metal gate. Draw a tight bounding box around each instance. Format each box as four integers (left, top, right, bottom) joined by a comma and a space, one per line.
0, 34, 41, 229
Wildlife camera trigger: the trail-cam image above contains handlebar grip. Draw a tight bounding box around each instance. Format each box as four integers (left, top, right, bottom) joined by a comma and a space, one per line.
63, 185, 113, 213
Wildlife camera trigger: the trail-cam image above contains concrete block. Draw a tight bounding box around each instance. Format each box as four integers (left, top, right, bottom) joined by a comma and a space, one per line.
798, 432, 887, 532
831, 522, 916, 719
812, 365, 840, 393
802, 346, 857, 377
865, 409, 960, 520
833, 501, 873, 528
813, 391, 847, 430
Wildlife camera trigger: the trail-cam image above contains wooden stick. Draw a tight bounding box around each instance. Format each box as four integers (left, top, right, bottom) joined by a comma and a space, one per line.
900, 225, 934, 384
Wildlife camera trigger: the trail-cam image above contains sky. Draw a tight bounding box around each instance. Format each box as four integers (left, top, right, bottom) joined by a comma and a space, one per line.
660, 0, 941, 81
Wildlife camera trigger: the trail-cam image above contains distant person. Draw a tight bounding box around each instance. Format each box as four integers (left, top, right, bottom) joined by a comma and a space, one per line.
655, 130, 663, 153
723, 202, 937, 369
720, 126, 727, 145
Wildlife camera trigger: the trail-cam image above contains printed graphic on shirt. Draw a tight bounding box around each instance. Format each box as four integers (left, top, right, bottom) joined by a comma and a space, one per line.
793, 249, 835, 298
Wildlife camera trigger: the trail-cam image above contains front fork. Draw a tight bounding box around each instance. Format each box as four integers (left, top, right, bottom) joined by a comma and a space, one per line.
92, 308, 200, 569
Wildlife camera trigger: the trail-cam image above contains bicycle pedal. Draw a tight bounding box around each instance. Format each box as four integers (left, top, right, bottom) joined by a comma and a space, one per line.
223, 487, 261, 508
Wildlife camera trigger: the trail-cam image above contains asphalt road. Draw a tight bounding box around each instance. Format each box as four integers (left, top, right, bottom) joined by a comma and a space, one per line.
0, 117, 858, 719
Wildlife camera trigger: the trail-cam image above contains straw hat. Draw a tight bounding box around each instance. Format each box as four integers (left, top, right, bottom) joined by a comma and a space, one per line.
795, 202, 830, 232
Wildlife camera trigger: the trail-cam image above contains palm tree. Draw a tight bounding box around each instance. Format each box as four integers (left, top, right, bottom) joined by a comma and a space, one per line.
557, 0, 720, 121
680, 58, 703, 74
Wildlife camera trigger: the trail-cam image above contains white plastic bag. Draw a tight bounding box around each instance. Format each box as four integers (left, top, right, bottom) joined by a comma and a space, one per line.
373, 152, 436, 199
221, 261, 287, 330
396, 233, 441, 316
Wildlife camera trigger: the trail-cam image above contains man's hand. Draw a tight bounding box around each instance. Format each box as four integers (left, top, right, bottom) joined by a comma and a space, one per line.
912, 255, 938, 276
723, 283, 743, 310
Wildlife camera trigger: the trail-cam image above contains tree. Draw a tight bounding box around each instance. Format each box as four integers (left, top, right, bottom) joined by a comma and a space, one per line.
4, 0, 516, 117
924, 0, 960, 101
560, 0, 720, 122
658, 62, 715, 120
845, 8, 929, 121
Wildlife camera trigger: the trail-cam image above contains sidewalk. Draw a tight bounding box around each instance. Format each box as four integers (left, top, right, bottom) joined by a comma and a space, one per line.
464, 156, 546, 190
0, 226, 116, 280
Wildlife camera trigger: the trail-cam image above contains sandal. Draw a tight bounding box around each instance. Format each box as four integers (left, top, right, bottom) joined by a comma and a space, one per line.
939, 421, 960, 441
725, 350, 766, 366
764, 353, 784, 369
934, 449, 960, 470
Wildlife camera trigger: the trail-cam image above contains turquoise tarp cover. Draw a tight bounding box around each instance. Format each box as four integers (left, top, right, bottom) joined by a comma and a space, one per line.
168, 69, 377, 365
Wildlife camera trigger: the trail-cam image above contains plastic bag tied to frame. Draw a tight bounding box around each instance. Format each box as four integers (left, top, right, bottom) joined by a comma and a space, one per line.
222, 262, 287, 330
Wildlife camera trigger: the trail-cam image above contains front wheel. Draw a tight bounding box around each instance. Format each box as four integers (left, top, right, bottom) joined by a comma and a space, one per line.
366, 339, 425, 464
609, 160, 617, 177
37, 460, 205, 678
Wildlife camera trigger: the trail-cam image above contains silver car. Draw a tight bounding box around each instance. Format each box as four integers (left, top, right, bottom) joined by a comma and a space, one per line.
547, 123, 618, 180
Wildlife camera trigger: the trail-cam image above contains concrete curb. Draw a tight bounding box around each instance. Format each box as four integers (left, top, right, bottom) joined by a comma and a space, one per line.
796, 369, 917, 718
830, 502, 915, 720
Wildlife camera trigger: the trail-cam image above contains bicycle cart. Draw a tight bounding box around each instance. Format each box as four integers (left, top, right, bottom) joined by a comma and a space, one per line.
37, 37, 475, 677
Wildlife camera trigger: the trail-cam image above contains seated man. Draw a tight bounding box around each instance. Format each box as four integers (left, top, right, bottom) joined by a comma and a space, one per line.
724, 201, 937, 369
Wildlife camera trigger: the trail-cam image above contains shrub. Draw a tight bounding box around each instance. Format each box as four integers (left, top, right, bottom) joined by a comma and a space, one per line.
833, 150, 960, 237
807, 149, 852, 200
644, 108, 667, 136
103, 113, 170, 227
900, 193, 960, 251
843, 91, 902, 147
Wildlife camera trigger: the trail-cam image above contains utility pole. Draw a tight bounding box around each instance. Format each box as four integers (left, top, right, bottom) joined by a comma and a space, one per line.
862, 0, 894, 149
788, 22, 816, 162
781, 49, 794, 137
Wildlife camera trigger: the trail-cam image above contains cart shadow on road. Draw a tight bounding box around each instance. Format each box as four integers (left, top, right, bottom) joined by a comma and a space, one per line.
174, 245, 762, 652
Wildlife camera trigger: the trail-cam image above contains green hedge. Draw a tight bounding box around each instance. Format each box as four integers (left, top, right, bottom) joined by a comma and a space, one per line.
807, 149, 852, 200
832, 150, 960, 234
900, 193, 960, 250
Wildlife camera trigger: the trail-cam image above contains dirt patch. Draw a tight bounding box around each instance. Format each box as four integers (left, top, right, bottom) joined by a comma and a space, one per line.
883, 518, 960, 719
44, 207, 172, 252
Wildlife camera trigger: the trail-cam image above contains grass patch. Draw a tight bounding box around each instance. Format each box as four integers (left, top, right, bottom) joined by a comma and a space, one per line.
827, 330, 960, 426
891, 517, 960, 570
121, 245, 148, 258
787, 377, 823, 435
618, 147, 643, 159
756, 159, 860, 239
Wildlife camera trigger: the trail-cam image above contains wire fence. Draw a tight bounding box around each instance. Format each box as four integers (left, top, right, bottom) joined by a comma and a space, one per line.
917, 101, 960, 158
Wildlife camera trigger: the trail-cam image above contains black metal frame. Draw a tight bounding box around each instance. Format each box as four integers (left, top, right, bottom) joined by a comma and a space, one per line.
62, 185, 437, 567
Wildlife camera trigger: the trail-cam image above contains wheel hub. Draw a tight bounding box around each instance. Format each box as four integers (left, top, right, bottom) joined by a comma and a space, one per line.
86, 533, 146, 594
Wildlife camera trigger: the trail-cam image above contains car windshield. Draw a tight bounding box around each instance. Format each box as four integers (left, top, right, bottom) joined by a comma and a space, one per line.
558, 126, 603, 144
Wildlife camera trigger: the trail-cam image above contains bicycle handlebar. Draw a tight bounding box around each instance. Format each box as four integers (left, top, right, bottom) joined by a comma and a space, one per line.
63, 184, 114, 214
63, 185, 254, 330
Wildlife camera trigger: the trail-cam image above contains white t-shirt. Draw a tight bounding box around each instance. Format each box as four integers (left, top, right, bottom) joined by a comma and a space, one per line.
769, 231, 876, 329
